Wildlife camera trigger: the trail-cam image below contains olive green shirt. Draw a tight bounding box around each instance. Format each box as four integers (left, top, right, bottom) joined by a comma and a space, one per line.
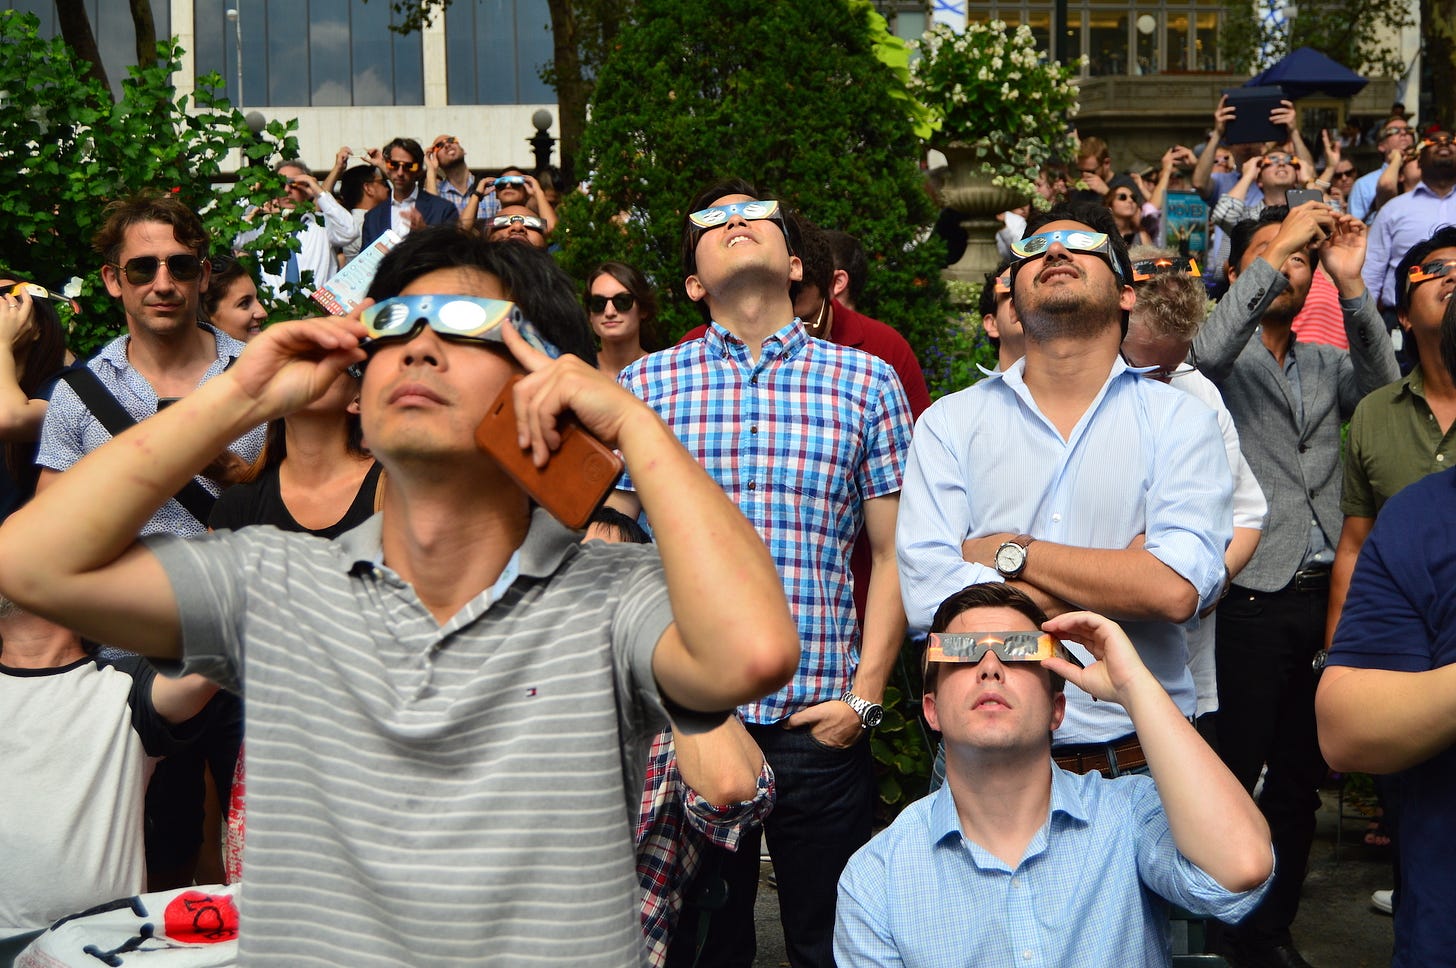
1342, 365, 1456, 517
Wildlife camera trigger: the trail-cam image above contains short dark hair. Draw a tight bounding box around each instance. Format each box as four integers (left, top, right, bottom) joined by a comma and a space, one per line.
92, 192, 210, 265
679, 178, 800, 324
587, 506, 651, 544
586, 261, 661, 352
822, 229, 868, 305
202, 252, 257, 320
338, 164, 384, 210
1227, 205, 1321, 278
384, 137, 424, 167
925, 583, 1062, 692
366, 226, 597, 366
978, 258, 1015, 351
795, 217, 833, 301
1395, 225, 1456, 318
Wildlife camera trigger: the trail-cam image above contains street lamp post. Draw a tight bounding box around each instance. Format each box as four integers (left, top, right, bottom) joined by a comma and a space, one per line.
226, 7, 243, 107
530, 109, 556, 171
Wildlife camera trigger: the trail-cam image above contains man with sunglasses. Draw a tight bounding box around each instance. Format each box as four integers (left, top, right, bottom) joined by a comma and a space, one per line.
1191, 203, 1397, 968
900, 203, 1232, 782
241, 159, 359, 299
487, 206, 550, 249
616, 180, 913, 968
0, 228, 801, 966
1364, 130, 1456, 348
1349, 116, 1417, 222
422, 134, 477, 216
37, 193, 264, 534
361, 137, 459, 244
464, 167, 559, 236
835, 584, 1273, 967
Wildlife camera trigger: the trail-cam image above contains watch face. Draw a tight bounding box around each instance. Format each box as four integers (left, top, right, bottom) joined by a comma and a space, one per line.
995, 544, 1024, 573
863, 705, 885, 728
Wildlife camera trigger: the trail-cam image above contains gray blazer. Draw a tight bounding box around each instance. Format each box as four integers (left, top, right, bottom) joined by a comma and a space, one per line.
1191, 259, 1398, 591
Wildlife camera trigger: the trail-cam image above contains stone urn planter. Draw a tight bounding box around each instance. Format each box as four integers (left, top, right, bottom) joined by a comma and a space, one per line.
938, 142, 1032, 285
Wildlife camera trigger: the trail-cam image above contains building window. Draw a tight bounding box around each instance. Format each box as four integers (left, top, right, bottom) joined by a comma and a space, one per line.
964, 1, 1222, 75
445, 0, 555, 105
192, 0, 423, 107
6, 0, 172, 98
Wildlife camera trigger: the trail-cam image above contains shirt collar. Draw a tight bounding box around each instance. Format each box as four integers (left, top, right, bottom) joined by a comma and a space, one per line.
930, 760, 1092, 848
702, 317, 810, 362
392, 184, 421, 207
997, 352, 1135, 389
1394, 363, 1427, 400
338, 506, 580, 581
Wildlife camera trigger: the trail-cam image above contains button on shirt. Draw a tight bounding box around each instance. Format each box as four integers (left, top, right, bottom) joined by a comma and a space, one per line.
835, 767, 1272, 968
897, 357, 1232, 742
617, 320, 912, 724
1343, 366, 1456, 518
390, 185, 422, 236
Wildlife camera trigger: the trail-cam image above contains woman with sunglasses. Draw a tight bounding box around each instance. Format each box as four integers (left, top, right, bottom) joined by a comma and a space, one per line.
586, 261, 660, 375
0, 280, 69, 518
202, 255, 268, 342
1103, 175, 1159, 248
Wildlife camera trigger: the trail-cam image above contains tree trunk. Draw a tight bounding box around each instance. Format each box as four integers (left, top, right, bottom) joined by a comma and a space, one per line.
130, 0, 158, 69
1425, 0, 1455, 127
547, 0, 588, 185
54, 0, 112, 98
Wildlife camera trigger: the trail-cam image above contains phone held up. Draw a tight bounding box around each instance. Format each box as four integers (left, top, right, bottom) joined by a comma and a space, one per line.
474, 375, 623, 530
1286, 188, 1324, 209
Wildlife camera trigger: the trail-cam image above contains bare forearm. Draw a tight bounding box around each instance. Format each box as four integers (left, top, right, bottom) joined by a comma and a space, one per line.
1317, 664, 1456, 773
1324, 518, 1371, 649
1124, 673, 1273, 891
1226, 527, 1261, 583
1022, 543, 1198, 622
152, 673, 220, 725
0, 344, 45, 440
852, 550, 906, 704
0, 375, 263, 584
672, 716, 766, 806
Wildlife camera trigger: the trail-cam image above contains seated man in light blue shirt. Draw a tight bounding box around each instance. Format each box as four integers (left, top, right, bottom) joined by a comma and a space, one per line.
836, 583, 1273, 968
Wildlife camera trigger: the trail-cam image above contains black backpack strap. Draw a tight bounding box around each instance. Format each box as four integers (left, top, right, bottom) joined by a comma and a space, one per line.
59, 367, 219, 527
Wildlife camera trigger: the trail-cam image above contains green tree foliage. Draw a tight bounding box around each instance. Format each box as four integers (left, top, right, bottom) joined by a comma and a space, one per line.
0, 11, 306, 355
554, 0, 975, 399
1219, 0, 1416, 77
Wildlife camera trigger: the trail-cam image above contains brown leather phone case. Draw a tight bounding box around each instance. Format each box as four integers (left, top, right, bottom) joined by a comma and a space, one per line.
474, 376, 624, 530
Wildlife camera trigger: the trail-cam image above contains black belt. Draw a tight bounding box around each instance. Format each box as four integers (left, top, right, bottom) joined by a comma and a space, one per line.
1291, 566, 1331, 594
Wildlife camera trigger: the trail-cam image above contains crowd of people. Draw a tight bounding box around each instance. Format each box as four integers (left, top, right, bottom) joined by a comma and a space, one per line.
0, 87, 1452, 968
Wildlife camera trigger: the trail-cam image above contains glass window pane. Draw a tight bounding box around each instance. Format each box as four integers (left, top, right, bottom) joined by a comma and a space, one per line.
192, 0, 227, 95
350, 0, 397, 105
475, 0, 517, 104
1086, 3, 1128, 76
445, 1, 478, 104
515, 0, 553, 102
392, 20, 424, 104
309, 0, 351, 105
1166, 12, 1189, 72
1194, 11, 1219, 71
895, 11, 927, 41
266, 0, 308, 104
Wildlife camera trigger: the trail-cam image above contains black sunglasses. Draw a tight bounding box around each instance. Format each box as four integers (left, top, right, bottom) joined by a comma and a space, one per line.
111, 254, 205, 285
588, 293, 635, 314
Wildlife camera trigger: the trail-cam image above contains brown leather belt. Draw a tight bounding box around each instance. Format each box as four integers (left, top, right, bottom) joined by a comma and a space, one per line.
1053, 733, 1146, 776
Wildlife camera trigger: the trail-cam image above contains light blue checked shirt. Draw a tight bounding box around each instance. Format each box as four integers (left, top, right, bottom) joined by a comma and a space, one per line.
897, 356, 1232, 743
618, 319, 912, 723
835, 767, 1272, 968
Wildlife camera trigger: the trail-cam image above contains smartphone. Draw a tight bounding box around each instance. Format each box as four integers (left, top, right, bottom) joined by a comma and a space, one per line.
1286, 188, 1324, 208
475, 375, 623, 530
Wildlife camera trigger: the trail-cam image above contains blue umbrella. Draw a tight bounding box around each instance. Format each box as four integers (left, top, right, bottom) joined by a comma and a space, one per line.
1246, 46, 1369, 98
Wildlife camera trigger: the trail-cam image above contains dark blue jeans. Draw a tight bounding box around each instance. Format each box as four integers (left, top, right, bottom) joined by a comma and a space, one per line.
668, 721, 874, 968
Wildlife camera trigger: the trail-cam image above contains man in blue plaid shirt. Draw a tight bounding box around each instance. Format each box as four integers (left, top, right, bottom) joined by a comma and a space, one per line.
614, 179, 913, 968
836, 584, 1273, 967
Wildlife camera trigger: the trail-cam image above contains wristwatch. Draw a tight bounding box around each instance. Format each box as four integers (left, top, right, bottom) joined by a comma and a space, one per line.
841, 690, 885, 729
994, 534, 1037, 579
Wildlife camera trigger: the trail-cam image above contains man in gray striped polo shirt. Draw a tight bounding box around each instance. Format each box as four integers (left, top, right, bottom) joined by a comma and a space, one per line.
0, 230, 800, 967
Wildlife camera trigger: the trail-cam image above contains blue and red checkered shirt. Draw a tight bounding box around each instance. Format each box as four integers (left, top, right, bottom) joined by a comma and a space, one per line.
618, 320, 912, 723
635, 727, 774, 968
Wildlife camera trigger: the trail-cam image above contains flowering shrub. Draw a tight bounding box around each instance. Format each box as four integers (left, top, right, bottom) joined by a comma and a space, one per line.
910, 20, 1082, 204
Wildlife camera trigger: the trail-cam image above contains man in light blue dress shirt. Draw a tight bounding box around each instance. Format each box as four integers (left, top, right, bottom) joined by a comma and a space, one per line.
898, 203, 1233, 775
835, 584, 1273, 967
